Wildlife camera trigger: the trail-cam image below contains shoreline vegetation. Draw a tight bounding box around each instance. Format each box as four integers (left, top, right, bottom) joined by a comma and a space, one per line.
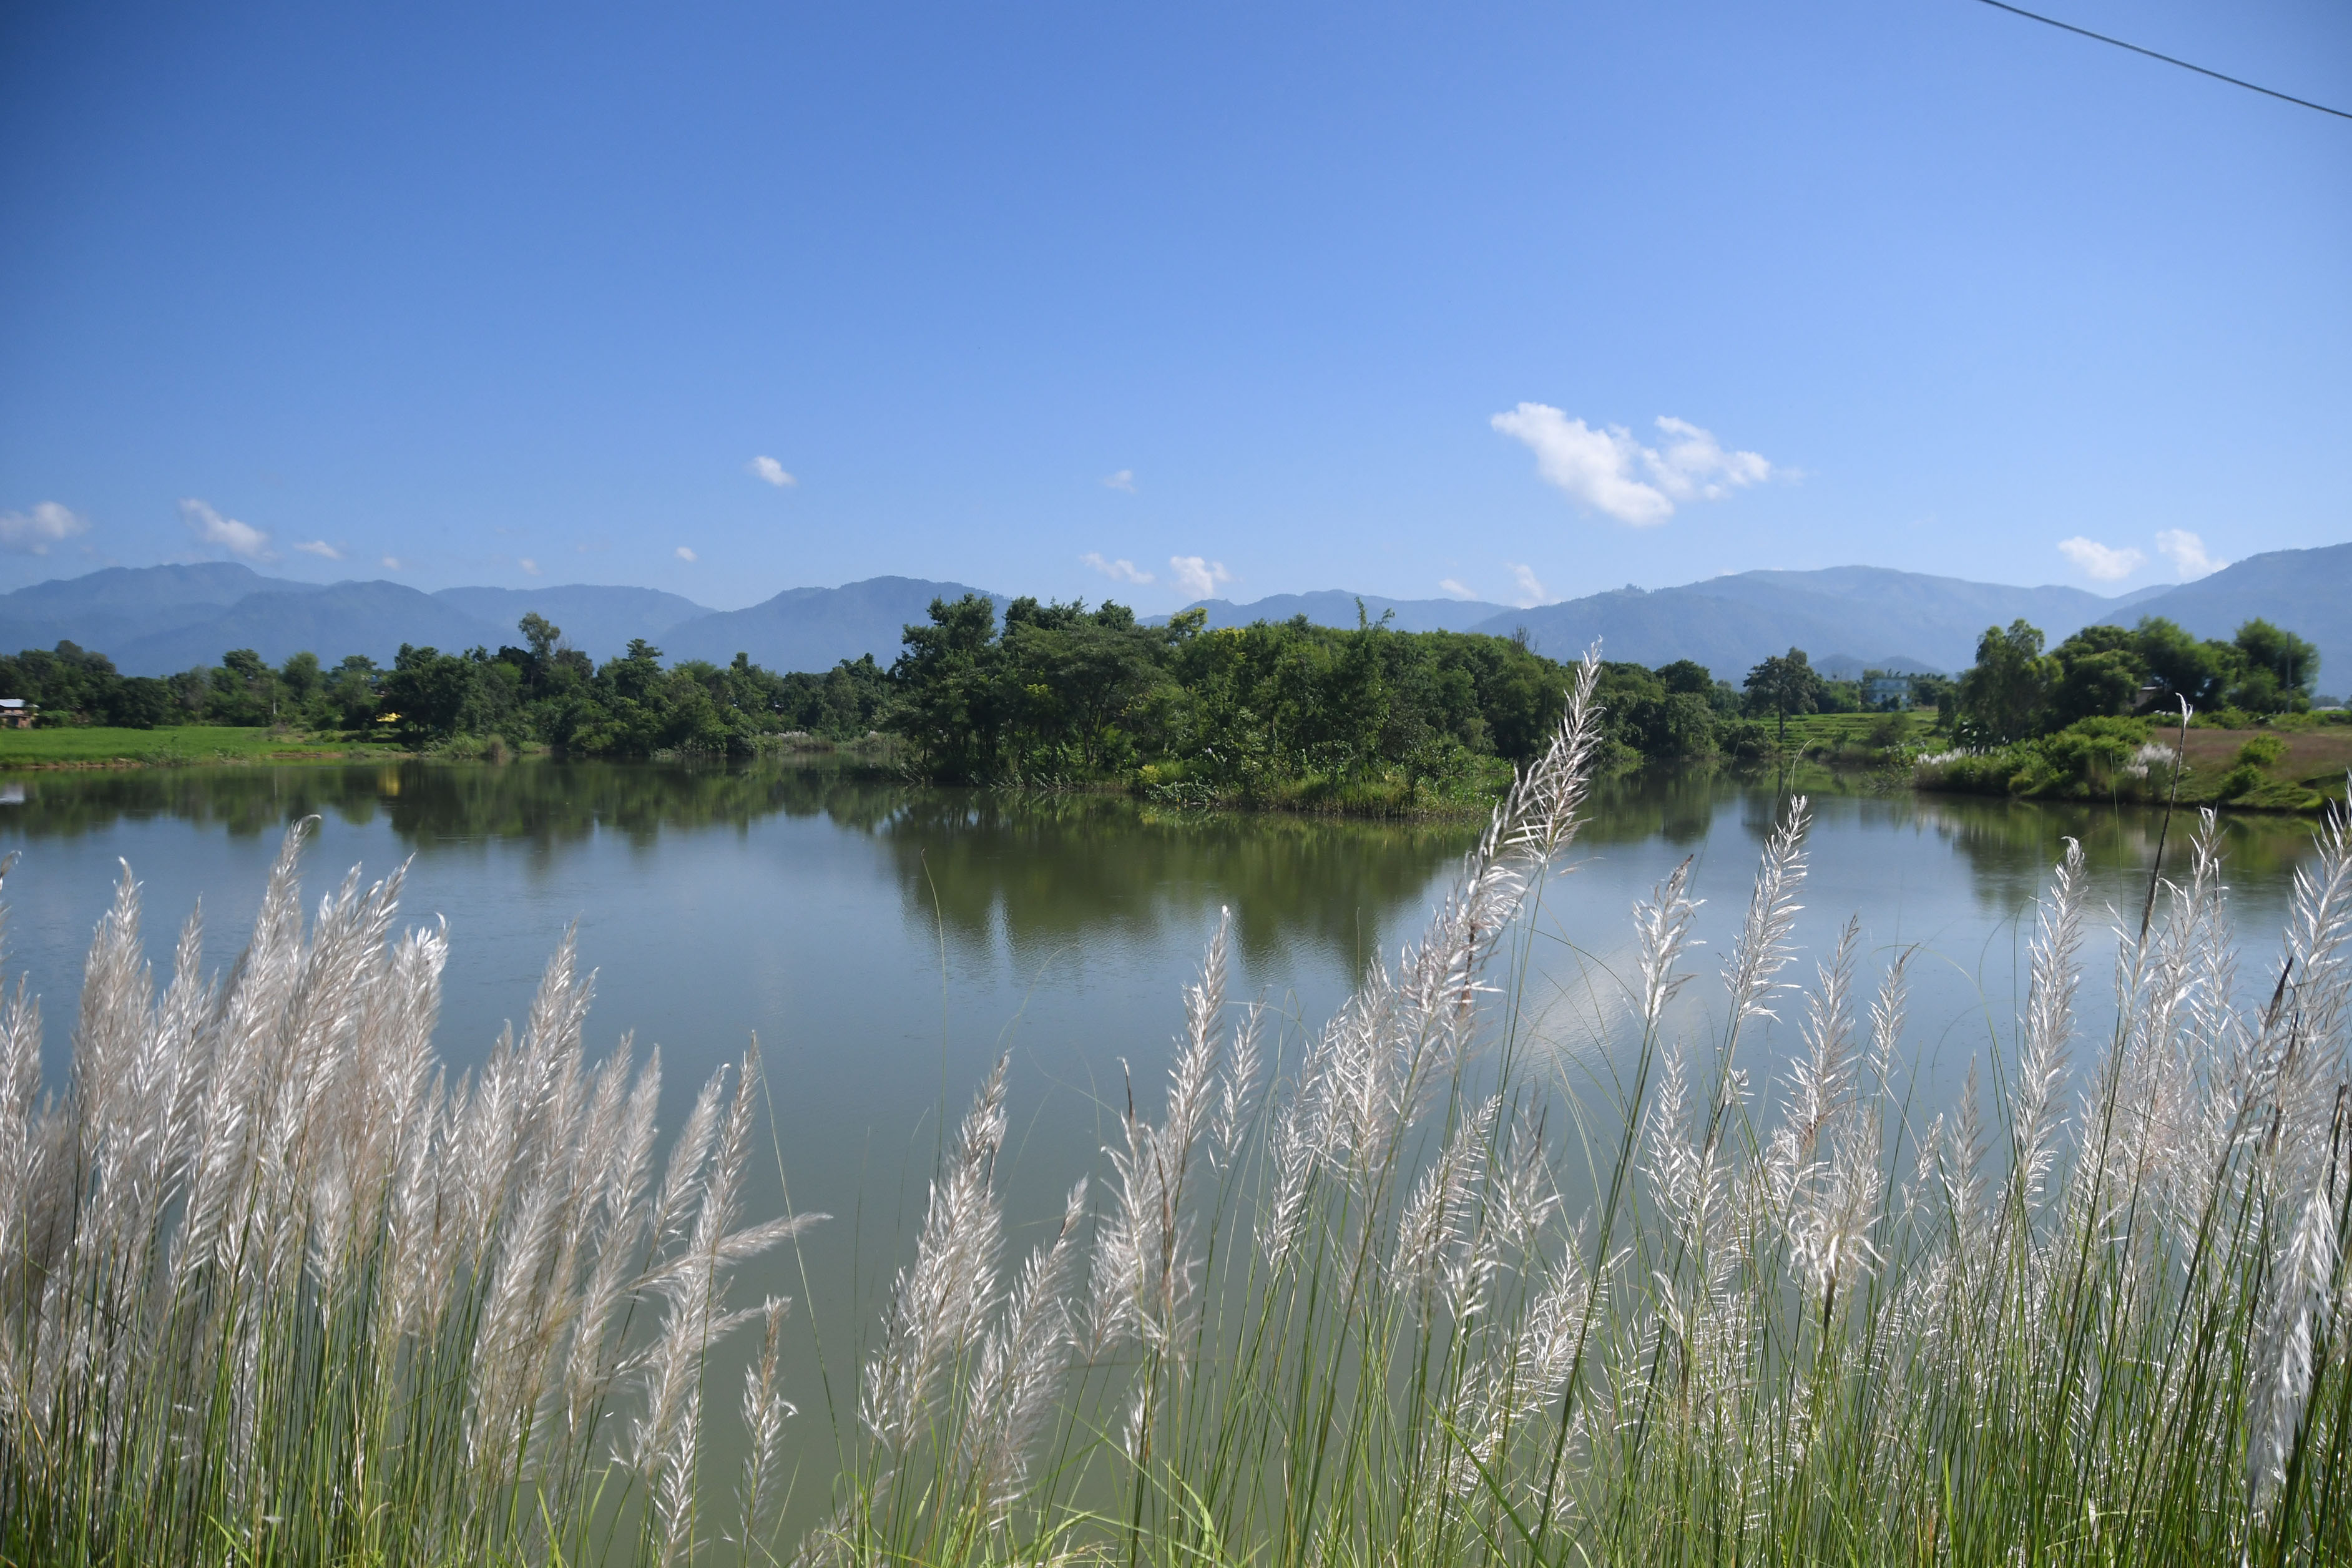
9, 659, 2352, 1562
1, 595, 2343, 815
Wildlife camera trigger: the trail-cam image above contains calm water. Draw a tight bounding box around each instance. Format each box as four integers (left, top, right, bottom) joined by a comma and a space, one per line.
0, 758, 2331, 1501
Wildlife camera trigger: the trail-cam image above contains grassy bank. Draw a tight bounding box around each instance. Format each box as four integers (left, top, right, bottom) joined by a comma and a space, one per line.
9, 658, 2352, 1564
0, 723, 409, 768
1916, 715, 2352, 812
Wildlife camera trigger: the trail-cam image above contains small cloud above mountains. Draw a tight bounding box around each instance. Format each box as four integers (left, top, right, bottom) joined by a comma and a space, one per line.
1082, 552, 1154, 585
2157, 529, 2223, 580
1491, 405, 1773, 526
0, 501, 91, 554
2057, 536, 2144, 582
293, 539, 344, 560
1168, 556, 1233, 598
2057, 529, 2227, 585
1102, 469, 1137, 493
748, 456, 796, 488
180, 498, 273, 561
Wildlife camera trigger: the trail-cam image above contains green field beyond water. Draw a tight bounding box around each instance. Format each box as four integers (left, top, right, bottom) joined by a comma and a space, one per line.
0, 724, 403, 767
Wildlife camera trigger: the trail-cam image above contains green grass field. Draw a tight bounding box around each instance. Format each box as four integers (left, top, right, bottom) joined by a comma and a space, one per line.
1772, 707, 1937, 746
0, 724, 403, 768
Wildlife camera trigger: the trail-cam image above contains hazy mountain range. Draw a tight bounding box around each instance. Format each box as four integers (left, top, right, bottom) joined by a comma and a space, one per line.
0, 546, 2343, 692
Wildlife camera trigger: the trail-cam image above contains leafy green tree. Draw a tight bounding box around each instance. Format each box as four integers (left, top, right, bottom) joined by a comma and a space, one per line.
208, 649, 277, 725
2047, 624, 2146, 727
2227, 618, 2318, 713
1743, 649, 1822, 747
888, 594, 1003, 780
2132, 617, 2232, 710
1953, 621, 2052, 745
1655, 659, 1713, 697
379, 645, 479, 742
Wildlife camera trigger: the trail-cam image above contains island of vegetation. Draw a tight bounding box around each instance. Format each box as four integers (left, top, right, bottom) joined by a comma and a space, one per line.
0, 593, 2341, 812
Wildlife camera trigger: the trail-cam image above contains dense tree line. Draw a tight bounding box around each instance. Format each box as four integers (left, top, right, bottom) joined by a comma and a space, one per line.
1949, 614, 2318, 745
885, 593, 1820, 798
0, 612, 892, 757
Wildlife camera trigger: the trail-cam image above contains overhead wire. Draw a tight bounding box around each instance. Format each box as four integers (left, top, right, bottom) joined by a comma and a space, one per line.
1973, 0, 2351, 120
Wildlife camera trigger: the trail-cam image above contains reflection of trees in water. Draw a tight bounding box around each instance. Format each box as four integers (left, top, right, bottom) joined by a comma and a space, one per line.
0, 760, 921, 847
873, 792, 1479, 973
1908, 793, 2324, 916
18, 759, 2311, 979
1, 762, 1481, 974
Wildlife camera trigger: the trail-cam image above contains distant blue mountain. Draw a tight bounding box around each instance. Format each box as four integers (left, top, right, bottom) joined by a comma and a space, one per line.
660, 576, 1006, 671
1160, 590, 1512, 634
109, 581, 507, 674
433, 584, 712, 662
1471, 567, 2155, 679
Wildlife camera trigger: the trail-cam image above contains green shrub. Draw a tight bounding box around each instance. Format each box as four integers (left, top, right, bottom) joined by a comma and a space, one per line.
2237, 733, 2288, 770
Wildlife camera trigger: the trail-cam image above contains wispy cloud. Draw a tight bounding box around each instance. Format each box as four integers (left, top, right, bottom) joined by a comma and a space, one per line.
1507, 562, 1549, 607
1102, 469, 1137, 493
1489, 404, 1772, 526
675, 546, 698, 563
2057, 536, 2145, 582
381, 556, 403, 570
293, 539, 343, 560
1438, 577, 1477, 599
1168, 556, 1233, 599
2155, 529, 2223, 580
748, 456, 796, 488
519, 557, 541, 576
0, 501, 91, 554
1082, 551, 1154, 584
180, 497, 274, 560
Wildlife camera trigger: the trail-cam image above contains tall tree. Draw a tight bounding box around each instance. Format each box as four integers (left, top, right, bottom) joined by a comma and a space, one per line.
1954, 620, 2052, 745
1743, 648, 1821, 748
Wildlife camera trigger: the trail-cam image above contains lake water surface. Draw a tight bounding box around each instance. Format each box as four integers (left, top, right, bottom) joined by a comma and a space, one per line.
0, 759, 2332, 1502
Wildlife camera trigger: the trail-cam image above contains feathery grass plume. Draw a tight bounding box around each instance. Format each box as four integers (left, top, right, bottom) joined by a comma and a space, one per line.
964, 1177, 1088, 1512
0, 824, 820, 1568
2011, 836, 2086, 1213
737, 1295, 796, 1550
1709, 795, 1810, 1142
860, 1050, 1009, 1450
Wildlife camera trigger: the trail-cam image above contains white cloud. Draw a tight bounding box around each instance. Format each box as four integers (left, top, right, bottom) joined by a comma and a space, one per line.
519, 557, 541, 576
381, 556, 403, 569
1489, 404, 1772, 526
675, 546, 698, 562
1438, 577, 1477, 599
1168, 556, 1233, 599
1507, 562, 1549, 607
0, 501, 92, 554
1649, 416, 1773, 500
1082, 551, 1154, 584
1102, 469, 1137, 493
2057, 536, 2146, 582
179, 497, 274, 560
2155, 529, 2223, 580
748, 456, 796, 488
293, 539, 343, 559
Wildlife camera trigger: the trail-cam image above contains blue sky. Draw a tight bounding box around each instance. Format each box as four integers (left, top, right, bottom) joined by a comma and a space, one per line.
1, 1, 2345, 612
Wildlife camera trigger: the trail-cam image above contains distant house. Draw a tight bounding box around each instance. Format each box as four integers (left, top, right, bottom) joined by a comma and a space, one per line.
1863, 675, 1912, 711
0, 699, 33, 730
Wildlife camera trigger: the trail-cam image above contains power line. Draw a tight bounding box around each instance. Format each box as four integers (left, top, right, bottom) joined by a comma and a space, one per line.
1974, 0, 2351, 120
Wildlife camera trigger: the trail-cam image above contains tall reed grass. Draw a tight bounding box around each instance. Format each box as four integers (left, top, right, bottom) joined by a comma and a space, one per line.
5, 655, 2351, 1564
